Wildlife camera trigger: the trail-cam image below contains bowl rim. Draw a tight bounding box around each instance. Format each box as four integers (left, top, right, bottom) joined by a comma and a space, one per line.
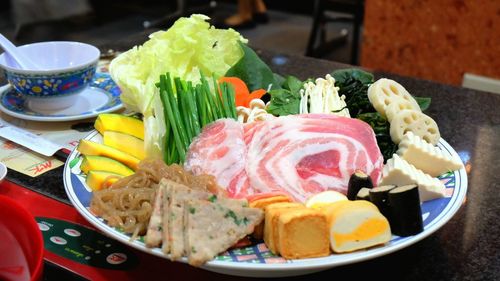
0, 41, 100, 74
0, 195, 44, 281
0, 162, 6, 182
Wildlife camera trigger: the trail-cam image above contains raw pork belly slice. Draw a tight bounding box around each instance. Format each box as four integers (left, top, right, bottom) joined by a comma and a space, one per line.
185, 114, 383, 202
185, 119, 250, 198
245, 114, 383, 202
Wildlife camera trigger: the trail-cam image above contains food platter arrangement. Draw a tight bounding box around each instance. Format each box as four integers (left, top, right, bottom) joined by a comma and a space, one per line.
63, 14, 467, 277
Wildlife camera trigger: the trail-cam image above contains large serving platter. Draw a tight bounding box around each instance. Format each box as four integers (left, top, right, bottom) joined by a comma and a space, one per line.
64, 130, 467, 277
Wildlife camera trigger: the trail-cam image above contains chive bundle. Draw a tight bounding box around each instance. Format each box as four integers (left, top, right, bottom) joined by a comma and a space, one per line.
157, 72, 237, 164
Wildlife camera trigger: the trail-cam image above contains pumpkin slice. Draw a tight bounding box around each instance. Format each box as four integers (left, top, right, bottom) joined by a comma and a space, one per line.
103, 131, 145, 160
80, 155, 134, 176
86, 170, 122, 191
77, 139, 140, 170
94, 113, 144, 140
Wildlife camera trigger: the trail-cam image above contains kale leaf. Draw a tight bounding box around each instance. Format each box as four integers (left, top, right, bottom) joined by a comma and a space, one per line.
357, 112, 398, 161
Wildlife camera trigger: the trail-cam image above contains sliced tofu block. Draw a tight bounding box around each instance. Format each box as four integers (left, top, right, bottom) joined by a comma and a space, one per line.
380, 154, 446, 202
397, 132, 463, 176
324, 200, 391, 253
277, 208, 330, 259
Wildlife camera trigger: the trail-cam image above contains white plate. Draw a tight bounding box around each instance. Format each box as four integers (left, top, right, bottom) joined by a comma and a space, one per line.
0, 73, 122, 122
64, 131, 467, 277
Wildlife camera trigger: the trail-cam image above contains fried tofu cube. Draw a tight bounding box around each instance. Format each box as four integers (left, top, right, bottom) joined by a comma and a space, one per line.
277, 209, 330, 259
249, 195, 293, 239
263, 202, 304, 254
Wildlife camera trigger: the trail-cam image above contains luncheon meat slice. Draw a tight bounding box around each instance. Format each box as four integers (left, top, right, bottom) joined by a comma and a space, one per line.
144, 183, 165, 248
166, 181, 212, 260
185, 199, 263, 267
185, 119, 250, 198
246, 114, 383, 202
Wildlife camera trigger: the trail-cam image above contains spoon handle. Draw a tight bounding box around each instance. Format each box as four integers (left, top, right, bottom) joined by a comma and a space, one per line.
0, 33, 39, 70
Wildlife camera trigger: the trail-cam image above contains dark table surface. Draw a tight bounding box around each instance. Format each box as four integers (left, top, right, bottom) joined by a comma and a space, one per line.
5, 31, 500, 281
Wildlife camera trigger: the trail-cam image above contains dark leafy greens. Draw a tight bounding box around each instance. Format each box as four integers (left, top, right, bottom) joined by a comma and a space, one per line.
331, 68, 374, 118
356, 112, 398, 162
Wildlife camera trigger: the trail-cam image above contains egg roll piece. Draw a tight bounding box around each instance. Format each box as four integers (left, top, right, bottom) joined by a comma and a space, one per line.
324, 200, 391, 253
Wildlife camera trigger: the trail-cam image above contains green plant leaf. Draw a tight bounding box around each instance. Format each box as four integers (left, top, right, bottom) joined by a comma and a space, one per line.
225, 42, 280, 91
267, 88, 301, 116
331, 68, 374, 85
284, 75, 303, 94
69, 156, 81, 169
357, 112, 397, 162
415, 96, 431, 111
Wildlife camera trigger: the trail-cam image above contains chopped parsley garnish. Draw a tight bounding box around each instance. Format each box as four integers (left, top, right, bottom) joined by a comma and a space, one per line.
225, 210, 241, 226
208, 194, 217, 202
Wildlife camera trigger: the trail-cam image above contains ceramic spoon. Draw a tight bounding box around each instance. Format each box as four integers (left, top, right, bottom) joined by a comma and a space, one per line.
0, 33, 40, 70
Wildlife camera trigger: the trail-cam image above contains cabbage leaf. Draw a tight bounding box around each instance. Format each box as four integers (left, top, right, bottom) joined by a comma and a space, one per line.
109, 14, 247, 156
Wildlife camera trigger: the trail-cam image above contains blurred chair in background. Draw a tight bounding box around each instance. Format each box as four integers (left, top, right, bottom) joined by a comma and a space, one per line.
11, 0, 92, 39
305, 0, 364, 65
143, 0, 215, 28
222, 0, 268, 29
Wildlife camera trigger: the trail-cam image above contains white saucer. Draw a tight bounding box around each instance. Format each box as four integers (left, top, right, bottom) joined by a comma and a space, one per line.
0, 73, 123, 122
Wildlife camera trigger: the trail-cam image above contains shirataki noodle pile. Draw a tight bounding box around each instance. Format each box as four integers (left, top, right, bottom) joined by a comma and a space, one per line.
90, 159, 220, 239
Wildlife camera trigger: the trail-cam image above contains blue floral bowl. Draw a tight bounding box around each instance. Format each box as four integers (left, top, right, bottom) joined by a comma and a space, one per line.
0, 41, 100, 111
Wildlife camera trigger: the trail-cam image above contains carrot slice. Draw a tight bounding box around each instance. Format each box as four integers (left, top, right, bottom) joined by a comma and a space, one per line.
246, 89, 267, 106
218, 77, 250, 107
